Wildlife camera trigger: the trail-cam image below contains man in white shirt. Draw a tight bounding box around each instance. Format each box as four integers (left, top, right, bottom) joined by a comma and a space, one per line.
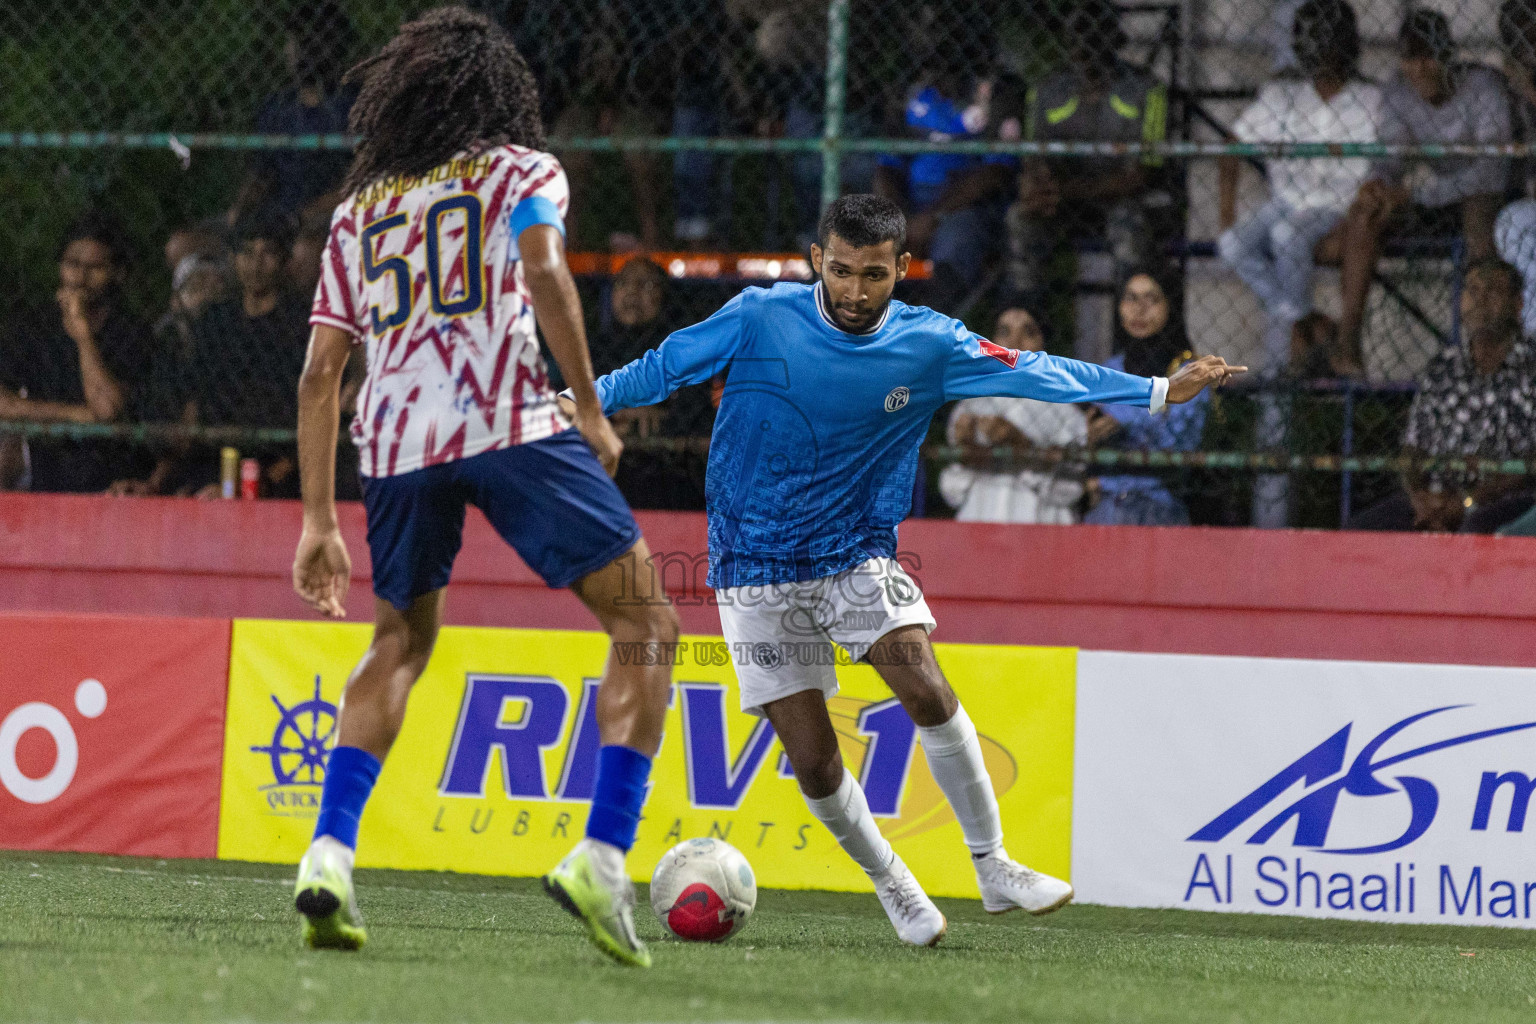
1217, 0, 1381, 375
939, 308, 1089, 524
1331, 10, 1510, 375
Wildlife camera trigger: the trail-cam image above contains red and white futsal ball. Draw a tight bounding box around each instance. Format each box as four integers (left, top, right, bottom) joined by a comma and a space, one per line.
650, 837, 757, 941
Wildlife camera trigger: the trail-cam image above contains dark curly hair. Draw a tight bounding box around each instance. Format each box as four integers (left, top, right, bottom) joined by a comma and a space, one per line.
341, 6, 545, 195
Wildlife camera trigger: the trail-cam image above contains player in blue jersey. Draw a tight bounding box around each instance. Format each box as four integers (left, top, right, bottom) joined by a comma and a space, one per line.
572, 194, 1242, 945
290, 9, 674, 966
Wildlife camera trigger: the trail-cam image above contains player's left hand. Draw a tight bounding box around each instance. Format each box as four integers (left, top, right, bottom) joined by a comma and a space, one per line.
1167, 355, 1246, 405
293, 526, 352, 618
573, 405, 624, 478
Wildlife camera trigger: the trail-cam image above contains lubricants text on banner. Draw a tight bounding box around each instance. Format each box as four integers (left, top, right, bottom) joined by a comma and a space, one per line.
218, 620, 1075, 897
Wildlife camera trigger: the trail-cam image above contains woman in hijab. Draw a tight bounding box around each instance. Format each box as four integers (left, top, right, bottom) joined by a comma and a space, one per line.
1083, 267, 1211, 526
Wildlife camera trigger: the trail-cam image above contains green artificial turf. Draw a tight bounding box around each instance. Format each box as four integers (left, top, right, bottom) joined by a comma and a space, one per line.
4, 850, 1536, 1023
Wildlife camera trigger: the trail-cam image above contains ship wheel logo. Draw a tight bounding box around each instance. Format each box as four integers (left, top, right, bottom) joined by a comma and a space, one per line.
251, 675, 337, 786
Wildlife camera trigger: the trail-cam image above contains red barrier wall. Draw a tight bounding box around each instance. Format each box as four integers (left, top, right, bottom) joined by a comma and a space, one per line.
3, 492, 1535, 666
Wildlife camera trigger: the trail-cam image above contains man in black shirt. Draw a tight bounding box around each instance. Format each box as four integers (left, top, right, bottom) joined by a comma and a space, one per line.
1348, 260, 1536, 532
1, 215, 149, 492
122, 210, 310, 497
228, 1, 357, 229
193, 213, 309, 429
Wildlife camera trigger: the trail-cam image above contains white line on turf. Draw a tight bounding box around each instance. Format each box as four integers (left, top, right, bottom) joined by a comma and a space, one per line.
14, 862, 562, 899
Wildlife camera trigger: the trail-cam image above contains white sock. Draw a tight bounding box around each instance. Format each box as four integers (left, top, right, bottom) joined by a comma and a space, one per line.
917, 704, 1004, 857
803, 768, 896, 877
311, 834, 355, 873
579, 837, 626, 883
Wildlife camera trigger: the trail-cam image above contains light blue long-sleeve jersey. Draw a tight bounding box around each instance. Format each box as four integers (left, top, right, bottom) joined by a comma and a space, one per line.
596, 282, 1162, 588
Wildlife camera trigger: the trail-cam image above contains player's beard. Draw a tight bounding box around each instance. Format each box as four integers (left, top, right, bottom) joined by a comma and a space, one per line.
827, 292, 889, 334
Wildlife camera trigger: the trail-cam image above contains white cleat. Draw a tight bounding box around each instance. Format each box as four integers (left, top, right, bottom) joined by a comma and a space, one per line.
975, 849, 1074, 915
872, 855, 947, 946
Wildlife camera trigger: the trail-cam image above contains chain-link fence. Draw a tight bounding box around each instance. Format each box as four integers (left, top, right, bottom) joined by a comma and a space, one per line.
4, 0, 1536, 532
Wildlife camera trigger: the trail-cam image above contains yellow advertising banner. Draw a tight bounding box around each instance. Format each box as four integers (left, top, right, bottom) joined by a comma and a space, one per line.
218, 619, 1075, 898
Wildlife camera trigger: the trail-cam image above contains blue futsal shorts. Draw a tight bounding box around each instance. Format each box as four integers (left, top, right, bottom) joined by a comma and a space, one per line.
360, 429, 640, 610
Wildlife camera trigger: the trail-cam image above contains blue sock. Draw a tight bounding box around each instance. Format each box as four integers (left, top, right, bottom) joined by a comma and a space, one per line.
585, 745, 651, 852
313, 746, 382, 849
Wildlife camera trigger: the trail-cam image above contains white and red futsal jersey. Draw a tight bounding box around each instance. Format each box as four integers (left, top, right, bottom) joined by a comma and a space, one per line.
310, 145, 570, 478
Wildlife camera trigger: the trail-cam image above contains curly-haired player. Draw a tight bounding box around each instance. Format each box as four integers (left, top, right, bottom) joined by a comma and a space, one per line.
291, 7, 673, 967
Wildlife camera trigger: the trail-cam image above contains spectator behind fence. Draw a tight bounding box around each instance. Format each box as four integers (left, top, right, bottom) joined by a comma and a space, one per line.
110, 249, 233, 497
778, 8, 882, 252
156, 222, 229, 332
732, 7, 852, 251
1003, 0, 1170, 324
1495, 0, 1536, 337
590, 257, 709, 509
547, 2, 664, 250
164, 223, 225, 278
1219, 0, 1381, 378
874, 62, 1014, 312
229, 0, 357, 229
938, 307, 1088, 524
1501, 0, 1536, 198
669, 1, 758, 245
119, 212, 309, 499
1492, 0, 1536, 336
1495, 200, 1536, 338
144, 253, 230, 418
591, 257, 671, 374
0, 214, 150, 493
1321, 10, 1510, 377
1348, 260, 1536, 533
1082, 268, 1209, 527
287, 214, 328, 300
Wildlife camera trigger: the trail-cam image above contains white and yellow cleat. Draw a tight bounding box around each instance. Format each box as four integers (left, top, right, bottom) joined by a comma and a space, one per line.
294, 835, 367, 951
872, 855, 947, 947
975, 849, 1074, 916
542, 839, 651, 968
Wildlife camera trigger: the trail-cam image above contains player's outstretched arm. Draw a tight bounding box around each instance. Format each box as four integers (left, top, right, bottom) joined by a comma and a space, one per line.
575, 291, 749, 418
942, 322, 1244, 410
521, 223, 623, 476
294, 324, 353, 619
1166, 355, 1246, 404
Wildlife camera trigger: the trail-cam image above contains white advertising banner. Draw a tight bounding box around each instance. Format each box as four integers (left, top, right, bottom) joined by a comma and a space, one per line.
1073, 652, 1536, 928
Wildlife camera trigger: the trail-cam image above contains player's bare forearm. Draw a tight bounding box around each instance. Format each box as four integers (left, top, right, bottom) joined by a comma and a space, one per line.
521, 224, 598, 410
297, 325, 352, 530
520, 223, 623, 474
293, 325, 352, 618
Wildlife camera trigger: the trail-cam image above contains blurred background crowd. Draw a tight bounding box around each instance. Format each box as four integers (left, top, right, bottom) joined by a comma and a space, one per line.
5, 0, 1536, 534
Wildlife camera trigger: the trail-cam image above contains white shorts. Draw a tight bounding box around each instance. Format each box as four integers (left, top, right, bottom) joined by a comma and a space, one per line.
715, 557, 937, 716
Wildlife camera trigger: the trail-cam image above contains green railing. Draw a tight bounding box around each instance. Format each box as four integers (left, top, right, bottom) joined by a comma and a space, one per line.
5, 419, 1529, 482
2, 131, 1529, 160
